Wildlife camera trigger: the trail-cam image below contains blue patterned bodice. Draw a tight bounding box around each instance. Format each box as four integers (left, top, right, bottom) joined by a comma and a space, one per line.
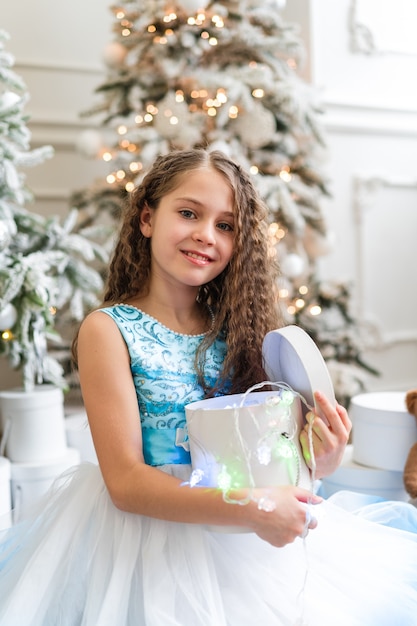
100, 305, 227, 466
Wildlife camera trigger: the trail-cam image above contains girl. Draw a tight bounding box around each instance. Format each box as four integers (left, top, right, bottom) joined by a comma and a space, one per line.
0, 148, 417, 625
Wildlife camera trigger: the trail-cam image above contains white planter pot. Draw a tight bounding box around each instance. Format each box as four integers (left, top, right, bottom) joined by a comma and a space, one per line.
0, 385, 68, 463
11, 447, 80, 523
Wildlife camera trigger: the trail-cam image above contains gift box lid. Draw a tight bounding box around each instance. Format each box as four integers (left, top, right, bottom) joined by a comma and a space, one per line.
262, 325, 335, 419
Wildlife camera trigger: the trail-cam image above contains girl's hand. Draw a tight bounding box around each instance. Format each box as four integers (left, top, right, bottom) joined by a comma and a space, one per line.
248, 486, 322, 547
299, 390, 352, 479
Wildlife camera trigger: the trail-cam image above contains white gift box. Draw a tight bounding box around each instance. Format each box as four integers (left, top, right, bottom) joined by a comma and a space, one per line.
0, 456, 12, 529
351, 392, 417, 472
10, 447, 80, 523
185, 389, 311, 491
65, 411, 98, 464
321, 445, 408, 501
0, 385, 67, 463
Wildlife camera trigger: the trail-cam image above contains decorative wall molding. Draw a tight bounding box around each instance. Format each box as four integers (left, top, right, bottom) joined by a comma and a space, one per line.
353, 175, 417, 346
349, 0, 417, 57
32, 188, 71, 203
29, 118, 100, 151
323, 101, 417, 136
25, 100, 417, 152
14, 58, 104, 76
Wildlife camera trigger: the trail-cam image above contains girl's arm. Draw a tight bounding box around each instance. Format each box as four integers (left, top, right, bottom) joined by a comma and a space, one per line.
77, 312, 321, 547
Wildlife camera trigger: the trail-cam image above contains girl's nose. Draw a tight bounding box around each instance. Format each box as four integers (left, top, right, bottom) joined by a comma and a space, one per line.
192, 220, 216, 245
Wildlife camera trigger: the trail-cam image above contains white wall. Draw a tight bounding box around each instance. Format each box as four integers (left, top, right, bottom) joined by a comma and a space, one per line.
283, 0, 417, 393
1, 0, 416, 393
1, 0, 112, 218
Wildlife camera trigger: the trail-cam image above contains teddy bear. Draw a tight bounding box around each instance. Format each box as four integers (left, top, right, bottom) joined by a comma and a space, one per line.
404, 390, 417, 500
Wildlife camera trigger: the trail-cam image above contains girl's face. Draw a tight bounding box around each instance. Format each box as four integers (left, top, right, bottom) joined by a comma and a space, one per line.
140, 166, 235, 292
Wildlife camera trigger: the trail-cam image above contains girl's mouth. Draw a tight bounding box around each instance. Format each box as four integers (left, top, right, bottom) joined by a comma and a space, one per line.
182, 250, 213, 264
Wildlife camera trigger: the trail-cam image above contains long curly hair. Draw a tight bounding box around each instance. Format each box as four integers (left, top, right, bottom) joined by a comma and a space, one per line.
78, 148, 282, 393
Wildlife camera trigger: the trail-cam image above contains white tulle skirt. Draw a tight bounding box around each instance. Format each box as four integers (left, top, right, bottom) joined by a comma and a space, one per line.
1, 462, 417, 626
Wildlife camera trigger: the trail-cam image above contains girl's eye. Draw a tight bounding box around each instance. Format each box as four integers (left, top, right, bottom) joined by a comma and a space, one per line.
179, 209, 196, 219
217, 222, 234, 232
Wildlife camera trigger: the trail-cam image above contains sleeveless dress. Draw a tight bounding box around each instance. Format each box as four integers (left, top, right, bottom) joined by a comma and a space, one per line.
1, 304, 417, 626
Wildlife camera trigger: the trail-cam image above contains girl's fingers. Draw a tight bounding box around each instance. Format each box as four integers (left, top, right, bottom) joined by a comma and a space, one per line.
313, 391, 352, 438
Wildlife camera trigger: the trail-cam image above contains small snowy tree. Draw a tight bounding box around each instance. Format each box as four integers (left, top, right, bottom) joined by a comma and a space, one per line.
0, 30, 108, 392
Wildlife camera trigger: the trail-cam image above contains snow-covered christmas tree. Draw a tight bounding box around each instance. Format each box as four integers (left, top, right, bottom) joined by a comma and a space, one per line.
72, 0, 377, 404
0, 30, 107, 392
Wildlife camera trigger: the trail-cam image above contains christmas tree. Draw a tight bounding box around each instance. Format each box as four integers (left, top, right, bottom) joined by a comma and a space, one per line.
72, 0, 376, 404
0, 30, 108, 392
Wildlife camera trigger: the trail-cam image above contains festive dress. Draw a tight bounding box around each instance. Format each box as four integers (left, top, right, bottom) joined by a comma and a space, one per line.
1, 304, 417, 626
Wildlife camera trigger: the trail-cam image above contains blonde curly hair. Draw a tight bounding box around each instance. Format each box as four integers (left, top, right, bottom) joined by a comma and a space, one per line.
90, 149, 282, 393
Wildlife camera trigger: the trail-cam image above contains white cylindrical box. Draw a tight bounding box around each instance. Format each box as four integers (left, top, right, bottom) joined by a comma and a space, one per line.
65, 411, 98, 464
11, 447, 80, 522
0, 456, 12, 529
350, 392, 417, 472
321, 445, 408, 502
186, 390, 311, 490
0, 385, 68, 462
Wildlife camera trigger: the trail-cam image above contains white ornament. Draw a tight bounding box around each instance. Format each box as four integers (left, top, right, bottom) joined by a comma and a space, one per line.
102, 41, 128, 68
233, 102, 276, 150
303, 226, 335, 259
0, 220, 12, 251
177, 0, 209, 13
0, 303, 17, 331
208, 141, 232, 156
280, 253, 305, 278
0, 91, 21, 114
76, 130, 104, 159
268, 0, 286, 9
153, 91, 189, 139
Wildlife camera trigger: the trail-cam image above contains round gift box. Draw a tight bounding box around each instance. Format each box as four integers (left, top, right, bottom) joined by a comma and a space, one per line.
0, 385, 67, 463
350, 392, 417, 472
185, 389, 311, 491
10, 447, 80, 522
0, 456, 12, 528
65, 411, 98, 464
320, 445, 408, 501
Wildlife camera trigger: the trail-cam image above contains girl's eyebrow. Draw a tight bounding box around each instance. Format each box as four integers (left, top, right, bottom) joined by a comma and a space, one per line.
175, 195, 203, 205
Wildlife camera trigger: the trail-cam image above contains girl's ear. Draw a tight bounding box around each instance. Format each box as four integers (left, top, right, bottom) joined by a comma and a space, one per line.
139, 204, 153, 238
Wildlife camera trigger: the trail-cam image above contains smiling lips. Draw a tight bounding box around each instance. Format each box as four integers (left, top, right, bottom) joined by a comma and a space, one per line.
182, 250, 213, 264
